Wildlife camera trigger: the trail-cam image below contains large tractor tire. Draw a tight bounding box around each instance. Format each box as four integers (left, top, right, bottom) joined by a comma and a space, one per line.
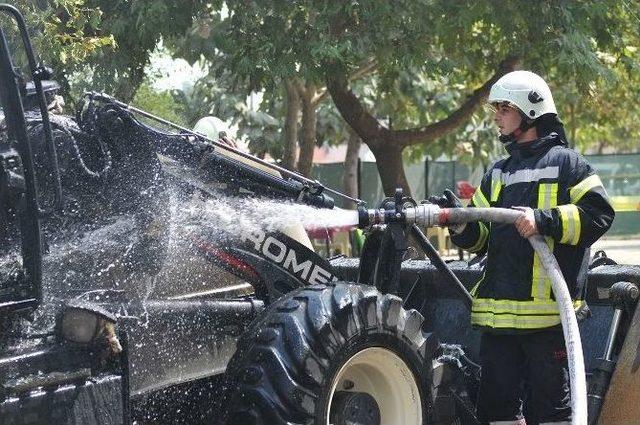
222, 282, 438, 425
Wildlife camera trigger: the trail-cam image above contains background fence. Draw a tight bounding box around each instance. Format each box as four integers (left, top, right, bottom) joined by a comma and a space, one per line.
314, 153, 640, 236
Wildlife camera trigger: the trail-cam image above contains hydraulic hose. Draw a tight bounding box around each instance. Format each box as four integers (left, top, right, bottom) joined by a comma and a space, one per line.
435, 206, 587, 425
359, 204, 587, 425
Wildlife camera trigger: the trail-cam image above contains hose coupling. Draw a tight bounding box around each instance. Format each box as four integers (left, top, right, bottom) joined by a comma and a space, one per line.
357, 203, 444, 228
403, 204, 443, 227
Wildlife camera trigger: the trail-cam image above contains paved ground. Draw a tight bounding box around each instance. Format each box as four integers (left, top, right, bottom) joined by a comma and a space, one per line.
440, 236, 640, 266
592, 236, 640, 265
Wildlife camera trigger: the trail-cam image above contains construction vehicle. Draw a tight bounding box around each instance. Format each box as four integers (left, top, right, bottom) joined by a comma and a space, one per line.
1, 5, 639, 424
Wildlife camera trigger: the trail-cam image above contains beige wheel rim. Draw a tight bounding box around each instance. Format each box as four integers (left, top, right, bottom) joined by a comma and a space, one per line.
327, 347, 422, 425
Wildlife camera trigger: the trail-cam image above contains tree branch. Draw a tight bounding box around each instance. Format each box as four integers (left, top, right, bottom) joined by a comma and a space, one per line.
327, 56, 520, 150
292, 77, 307, 99
326, 70, 392, 149
393, 56, 520, 147
312, 58, 377, 107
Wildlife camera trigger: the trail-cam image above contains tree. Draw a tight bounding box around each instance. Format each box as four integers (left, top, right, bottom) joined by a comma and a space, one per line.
343, 127, 361, 204
7, 0, 115, 95
208, 0, 639, 195
7, 1, 212, 104
295, 60, 376, 177
172, 4, 379, 175
73, 0, 214, 102
282, 79, 300, 169
131, 81, 188, 126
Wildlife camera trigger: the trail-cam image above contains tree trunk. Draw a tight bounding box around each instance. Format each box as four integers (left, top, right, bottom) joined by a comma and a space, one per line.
343, 128, 361, 205
370, 143, 410, 196
568, 101, 577, 149
282, 79, 301, 170
115, 66, 146, 103
298, 82, 317, 177
597, 140, 606, 154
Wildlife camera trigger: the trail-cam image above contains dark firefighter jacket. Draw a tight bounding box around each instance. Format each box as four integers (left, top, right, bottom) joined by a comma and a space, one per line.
451, 133, 615, 332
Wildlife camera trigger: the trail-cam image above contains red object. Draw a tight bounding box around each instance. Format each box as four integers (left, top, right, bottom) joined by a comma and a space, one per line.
439, 208, 450, 225
191, 236, 260, 281
554, 349, 568, 361
456, 180, 476, 199
306, 225, 353, 240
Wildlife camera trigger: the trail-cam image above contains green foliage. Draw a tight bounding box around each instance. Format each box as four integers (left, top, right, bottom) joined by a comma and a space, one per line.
6, 1, 212, 103
4, 1, 114, 84
76, 0, 210, 101
38, 1, 114, 65
201, 0, 640, 157
131, 81, 187, 127
15, 0, 635, 164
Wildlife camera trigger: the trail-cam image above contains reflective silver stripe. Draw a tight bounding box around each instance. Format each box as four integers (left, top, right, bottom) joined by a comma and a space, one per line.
497, 166, 559, 187
472, 299, 586, 329
541, 188, 551, 209
471, 311, 562, 328
472, 298, 584, 314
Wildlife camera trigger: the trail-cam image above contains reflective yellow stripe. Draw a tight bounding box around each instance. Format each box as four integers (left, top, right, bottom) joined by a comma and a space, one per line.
532, 183, 557, 300
558, 204, 581, 245
470, 279, 482, 297
471, 312, 562, 329
470, 223, 491, 297
537, 183, 558, 209
471, 299, 585, 329
472, 298, 583, 314
468, 222, 489, 252
569, 174, 605, 203
472, 188, 490, 208
491, 169, 503, 202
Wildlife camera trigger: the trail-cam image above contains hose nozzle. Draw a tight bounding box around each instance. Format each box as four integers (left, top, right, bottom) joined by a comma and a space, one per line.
357, 203, 444, 228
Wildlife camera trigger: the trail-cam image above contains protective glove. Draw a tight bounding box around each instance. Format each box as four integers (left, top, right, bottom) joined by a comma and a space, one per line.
427, 189, 463, 209
427, 189, 466, 233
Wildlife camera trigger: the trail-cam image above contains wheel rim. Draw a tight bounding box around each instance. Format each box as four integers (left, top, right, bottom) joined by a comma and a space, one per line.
327, 347, 422, 425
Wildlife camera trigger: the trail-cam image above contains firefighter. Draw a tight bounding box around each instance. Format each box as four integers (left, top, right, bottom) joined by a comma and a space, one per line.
430, 70, 615, 424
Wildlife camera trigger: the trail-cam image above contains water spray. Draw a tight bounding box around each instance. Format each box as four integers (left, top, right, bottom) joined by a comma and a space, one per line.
357, 200, 588, 425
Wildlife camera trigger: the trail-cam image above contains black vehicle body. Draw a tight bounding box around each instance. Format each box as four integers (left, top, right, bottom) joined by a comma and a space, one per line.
1, 5, 638, 425
0, 6, 337, 423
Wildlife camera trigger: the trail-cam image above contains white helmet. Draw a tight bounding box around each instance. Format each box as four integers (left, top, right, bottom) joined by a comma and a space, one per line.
488, 70, 557, 119
193, 116, 232, 139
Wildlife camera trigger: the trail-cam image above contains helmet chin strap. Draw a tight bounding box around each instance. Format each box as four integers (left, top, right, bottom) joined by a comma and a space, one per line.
499, 111, 536, 144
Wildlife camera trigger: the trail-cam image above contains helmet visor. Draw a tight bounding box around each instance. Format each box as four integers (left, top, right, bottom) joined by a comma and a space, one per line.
487, 101, 519, 114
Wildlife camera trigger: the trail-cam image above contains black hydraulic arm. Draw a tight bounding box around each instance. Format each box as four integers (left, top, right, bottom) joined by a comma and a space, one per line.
357, 189, 473, 308
0, 5, 42, 310
410, 224, 473, 308
0, 4, 62, 214
84, 97, 337, 208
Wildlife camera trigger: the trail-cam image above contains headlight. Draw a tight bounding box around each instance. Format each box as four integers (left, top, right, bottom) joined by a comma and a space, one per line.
60, 302, 117, 345
61, 307, 101, 343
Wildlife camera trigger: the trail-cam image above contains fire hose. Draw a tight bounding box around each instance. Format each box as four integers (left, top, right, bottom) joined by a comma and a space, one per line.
359, 204, 587, 425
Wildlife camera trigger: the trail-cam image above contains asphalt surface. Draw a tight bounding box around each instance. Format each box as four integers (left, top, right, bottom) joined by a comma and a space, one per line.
440, 235, 640, 266
592, 237, 640, 265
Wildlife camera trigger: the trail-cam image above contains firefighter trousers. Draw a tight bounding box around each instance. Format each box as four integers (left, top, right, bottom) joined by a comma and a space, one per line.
476, 329, 571, 424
